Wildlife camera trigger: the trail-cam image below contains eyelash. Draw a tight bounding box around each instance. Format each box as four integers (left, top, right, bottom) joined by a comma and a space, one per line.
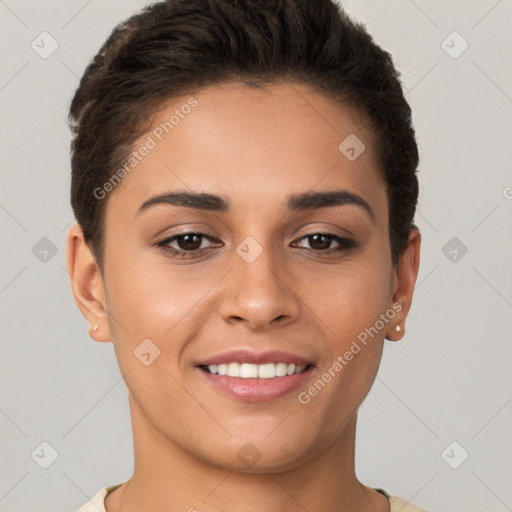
155, 232, 356, 258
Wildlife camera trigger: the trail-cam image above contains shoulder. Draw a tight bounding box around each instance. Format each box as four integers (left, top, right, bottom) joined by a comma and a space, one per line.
375, 488, 430, 512
75, 483, 123, 512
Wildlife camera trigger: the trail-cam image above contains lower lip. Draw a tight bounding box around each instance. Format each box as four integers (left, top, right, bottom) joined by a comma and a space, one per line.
197, 366, 314, 403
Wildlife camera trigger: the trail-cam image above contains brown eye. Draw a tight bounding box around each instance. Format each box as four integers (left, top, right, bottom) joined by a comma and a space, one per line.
156, 232, 220, 257
174, 234, 203, 251
306, 234, 332, 250
292, 233, 356, 253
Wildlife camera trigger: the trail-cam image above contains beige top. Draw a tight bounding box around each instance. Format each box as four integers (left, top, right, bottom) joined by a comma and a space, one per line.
76, 483, 430, 511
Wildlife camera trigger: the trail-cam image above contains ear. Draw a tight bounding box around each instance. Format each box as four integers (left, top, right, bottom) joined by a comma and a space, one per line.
386, 228, 421, 341
66, 223, 111, 342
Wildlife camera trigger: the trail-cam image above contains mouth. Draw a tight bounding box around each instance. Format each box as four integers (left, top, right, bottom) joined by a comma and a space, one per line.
195, 350, 315, 402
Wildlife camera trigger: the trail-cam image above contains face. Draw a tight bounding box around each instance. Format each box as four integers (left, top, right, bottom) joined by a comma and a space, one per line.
71, 82, 418, 472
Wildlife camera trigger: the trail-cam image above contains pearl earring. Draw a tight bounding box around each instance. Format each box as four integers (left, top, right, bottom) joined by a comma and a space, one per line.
93, 325, 99, 332
395, 325, 401, 332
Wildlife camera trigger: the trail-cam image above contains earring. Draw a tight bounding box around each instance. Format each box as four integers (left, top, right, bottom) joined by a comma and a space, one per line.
93, 325, 99, 332
395, 325, 401, 333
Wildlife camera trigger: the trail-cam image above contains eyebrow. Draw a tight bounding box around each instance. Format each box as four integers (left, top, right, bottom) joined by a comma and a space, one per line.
136, 189, 375, 223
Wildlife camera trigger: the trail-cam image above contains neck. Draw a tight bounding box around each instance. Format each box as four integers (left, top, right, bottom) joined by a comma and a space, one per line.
106, 394, 388, 512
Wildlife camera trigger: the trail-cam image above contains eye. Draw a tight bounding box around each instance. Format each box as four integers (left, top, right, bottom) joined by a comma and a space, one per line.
291, 233, 356, 254
156, 232, 221, 257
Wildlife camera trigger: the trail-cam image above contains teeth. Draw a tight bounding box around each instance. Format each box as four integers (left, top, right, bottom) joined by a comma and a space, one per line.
205, 362, 308, 378
275, 362, 288, 376
240, 363, 258, 378
286, 363, 296, 376
227, 362, 240, 377
258, 363, 276, 379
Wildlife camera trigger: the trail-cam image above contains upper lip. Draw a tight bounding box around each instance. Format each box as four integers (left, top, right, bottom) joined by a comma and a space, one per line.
197, 349, 314, 367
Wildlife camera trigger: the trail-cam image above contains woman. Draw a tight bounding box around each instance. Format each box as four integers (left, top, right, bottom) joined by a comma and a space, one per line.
67, 0, 426, 510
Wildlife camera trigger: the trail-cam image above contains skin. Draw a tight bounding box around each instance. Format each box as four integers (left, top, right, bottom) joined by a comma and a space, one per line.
67, 81, 420, 512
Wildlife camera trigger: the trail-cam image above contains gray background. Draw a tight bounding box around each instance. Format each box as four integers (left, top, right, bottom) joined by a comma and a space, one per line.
1, 1, 511, 511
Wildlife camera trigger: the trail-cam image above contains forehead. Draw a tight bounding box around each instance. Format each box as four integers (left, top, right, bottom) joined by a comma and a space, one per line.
105, 81, 388, 222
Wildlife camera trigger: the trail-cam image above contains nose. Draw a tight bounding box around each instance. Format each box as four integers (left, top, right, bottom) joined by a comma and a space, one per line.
218, 245, 300, 331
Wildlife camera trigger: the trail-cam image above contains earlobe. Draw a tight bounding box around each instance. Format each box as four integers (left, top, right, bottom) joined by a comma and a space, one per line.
66, 223, 111, 342
386, 228, 421, 342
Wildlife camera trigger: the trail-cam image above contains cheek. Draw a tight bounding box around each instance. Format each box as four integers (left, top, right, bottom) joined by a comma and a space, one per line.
298, 245, 391, 399
103, 243, 198, 332
305, 257, 391, 339
103, 253, 226, 378
299, 267, 389, 425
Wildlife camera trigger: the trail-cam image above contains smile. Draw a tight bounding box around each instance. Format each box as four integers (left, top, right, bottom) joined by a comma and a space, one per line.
200, 362, 311, 379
